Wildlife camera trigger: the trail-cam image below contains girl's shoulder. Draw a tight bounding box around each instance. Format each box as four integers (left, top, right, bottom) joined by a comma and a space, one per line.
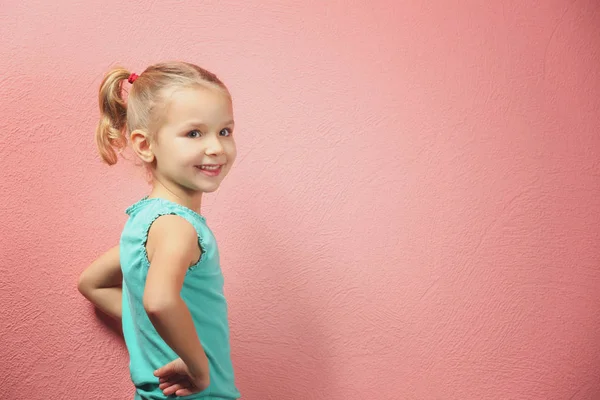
125, 196, 207, 223
121, 196, 216, 273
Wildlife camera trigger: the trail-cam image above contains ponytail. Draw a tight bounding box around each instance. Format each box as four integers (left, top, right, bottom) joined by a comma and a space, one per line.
95, 68, 130, 165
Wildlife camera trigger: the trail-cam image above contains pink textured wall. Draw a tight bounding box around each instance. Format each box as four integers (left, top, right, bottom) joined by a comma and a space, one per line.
1, 1, 600, 399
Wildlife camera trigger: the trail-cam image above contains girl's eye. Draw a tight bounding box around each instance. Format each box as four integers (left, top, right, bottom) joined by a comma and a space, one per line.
220, 128, 233, 137
187, 130, 201, 138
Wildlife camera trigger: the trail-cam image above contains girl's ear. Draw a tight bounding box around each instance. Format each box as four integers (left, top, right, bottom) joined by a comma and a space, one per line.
130, 129, 155, 163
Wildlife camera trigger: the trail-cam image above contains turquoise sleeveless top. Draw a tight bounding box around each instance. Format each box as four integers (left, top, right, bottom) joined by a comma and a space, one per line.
120, 197, 240, 400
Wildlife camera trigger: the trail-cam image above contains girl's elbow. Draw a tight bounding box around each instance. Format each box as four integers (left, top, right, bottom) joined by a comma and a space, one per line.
143, 291, 178, 315
77, 272, 91, 296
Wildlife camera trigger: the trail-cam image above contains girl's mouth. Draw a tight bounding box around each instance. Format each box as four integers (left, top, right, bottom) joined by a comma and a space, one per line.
195, 164, 223, 176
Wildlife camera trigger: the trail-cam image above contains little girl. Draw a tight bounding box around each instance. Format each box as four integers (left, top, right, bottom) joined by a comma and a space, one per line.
77, 61, 241, 399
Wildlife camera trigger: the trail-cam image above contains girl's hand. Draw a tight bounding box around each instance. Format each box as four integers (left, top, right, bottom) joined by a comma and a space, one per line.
154, 357, 209, 397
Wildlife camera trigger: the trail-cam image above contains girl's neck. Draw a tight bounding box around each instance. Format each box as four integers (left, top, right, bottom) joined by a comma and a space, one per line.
148, 181, 203, 214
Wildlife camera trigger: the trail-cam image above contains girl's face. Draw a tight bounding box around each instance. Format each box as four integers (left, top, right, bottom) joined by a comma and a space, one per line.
151, 86, 237, 195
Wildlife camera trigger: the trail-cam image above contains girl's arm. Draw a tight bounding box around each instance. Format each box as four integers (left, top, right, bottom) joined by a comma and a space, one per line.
143, 215, 209, 386
78, 245, 123, 320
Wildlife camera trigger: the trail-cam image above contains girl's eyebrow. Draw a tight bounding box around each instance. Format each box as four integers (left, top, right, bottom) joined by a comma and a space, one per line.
181, 120, 235, 129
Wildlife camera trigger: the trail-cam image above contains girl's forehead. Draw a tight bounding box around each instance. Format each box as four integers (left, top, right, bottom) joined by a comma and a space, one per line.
162, 86, 233, 126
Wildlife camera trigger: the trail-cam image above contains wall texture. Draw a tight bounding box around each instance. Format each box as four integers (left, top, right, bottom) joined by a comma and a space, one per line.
1, 1, 600, 399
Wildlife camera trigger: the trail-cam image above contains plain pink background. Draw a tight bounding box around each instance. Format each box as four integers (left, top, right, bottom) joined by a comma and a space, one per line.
2, 1, 600, 399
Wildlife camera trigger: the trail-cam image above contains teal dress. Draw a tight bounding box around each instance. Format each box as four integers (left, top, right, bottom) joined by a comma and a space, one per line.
120, 197, 240, 400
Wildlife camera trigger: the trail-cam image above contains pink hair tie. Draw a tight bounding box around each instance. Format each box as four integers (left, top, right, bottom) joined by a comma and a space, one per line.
128, 73, 139, 84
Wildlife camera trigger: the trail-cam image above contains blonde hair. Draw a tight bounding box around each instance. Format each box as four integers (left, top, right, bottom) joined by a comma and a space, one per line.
95, 61, 230, 165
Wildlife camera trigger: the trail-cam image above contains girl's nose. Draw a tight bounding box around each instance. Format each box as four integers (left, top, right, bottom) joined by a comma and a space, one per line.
205, 136, 225, 155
